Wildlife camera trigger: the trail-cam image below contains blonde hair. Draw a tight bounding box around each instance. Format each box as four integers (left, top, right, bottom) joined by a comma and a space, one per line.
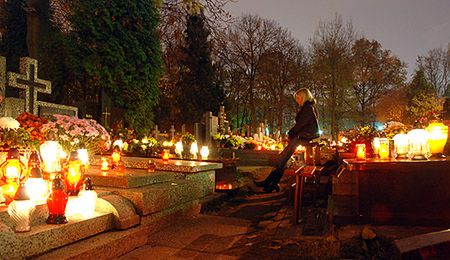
294, 88, 315, 105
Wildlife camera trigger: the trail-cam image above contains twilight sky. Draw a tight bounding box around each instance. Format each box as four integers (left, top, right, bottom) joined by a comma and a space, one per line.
225, 0, 450, 77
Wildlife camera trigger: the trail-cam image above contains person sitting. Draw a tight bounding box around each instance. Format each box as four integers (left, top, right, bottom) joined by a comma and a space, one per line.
254, 88, 320, 193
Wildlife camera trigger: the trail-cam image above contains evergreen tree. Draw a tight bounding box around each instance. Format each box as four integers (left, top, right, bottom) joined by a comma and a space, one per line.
405, 69, 440, 124
177, 13, 224, 124
66, 0, 163, 134
0, 0, 28, 70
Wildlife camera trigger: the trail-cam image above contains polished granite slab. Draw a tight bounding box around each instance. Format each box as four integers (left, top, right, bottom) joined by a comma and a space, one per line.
90, 155, 222, 173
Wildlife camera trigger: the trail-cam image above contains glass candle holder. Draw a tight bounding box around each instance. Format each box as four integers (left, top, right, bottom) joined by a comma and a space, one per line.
355, 144, 366, 160
77, 177, 97, 219
372, 137, 380, 157
8, 183, 35, 232
407, 129, 430, 160
393, 133, 408, 159
378, 138, 390, 160
425, 122, 448, 157
200, 146, 209, 160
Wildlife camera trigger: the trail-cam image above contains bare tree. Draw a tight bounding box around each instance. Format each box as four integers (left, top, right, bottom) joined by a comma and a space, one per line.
258, 27, 308, 132
310, 14, 355, 140
215, 14, 278, 131
417, 44, 450, 97
352, 38, 406, 123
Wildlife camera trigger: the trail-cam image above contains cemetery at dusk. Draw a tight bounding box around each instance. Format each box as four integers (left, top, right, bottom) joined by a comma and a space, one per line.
0, 0, 449, 259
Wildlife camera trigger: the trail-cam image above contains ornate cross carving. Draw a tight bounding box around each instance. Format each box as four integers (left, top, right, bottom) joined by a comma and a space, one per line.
7, 57, 52, 115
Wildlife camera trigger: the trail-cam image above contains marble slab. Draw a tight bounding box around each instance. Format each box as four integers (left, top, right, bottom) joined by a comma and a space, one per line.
90, 155, 222, 173
0, 211, 114, 259
97, 171, 215, 216
86, 166, 176, 188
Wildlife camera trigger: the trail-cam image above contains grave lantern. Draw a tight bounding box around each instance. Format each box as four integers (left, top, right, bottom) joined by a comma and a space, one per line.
372, 137, 380, 157
77, 177, 97, 219
77, 148, 89, 169
0, 148, 26, 184
200, 146, 209, 160
8, 183, 35, 232
190, 142, 198, 159
393, 133, 408, 159
355, 143, 366, 160
147, 159, 156, 173
111, 145, 122, 169
425, 122, 448, 158
162, 149, 170, 162
25, 151, 48, 203
40, 140, 62, 175
175, 141, 183, 158
46, 175, 68, 224
112, 139, 124, 150
65, 151, 84, 196
101, 157, 109, 174
407, 129, 430, 160
378, 138, 390, 160
1, 182, 19, 205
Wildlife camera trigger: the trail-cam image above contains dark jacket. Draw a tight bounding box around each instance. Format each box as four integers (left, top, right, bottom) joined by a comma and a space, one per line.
287, 101, 319, 141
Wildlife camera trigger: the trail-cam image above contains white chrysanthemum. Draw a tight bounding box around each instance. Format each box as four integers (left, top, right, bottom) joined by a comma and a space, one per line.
0, 117, 20, 129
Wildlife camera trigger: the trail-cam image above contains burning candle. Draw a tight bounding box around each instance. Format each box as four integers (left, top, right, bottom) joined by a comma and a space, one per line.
393, 133, 408, 158
190, 142, 198, 159
407, 129, 430, 160
77, 149, 89, 169
378, 138, 390, 160
200, 146, 209, 160
162, 149, 170, 161
175, 141, 183, 158
101, 157, 109, 173
372, 137, 380, 156
426, 122, 448, 157
1, 182, 19, 205
355, 144, 366, 160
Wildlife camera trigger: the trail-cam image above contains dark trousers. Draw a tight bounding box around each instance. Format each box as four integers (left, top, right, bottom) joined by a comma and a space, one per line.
264, 138, 309, 184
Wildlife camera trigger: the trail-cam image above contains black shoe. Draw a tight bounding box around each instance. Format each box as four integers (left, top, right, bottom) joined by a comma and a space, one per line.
262, 183, 280, 193
253, 180, 267, 187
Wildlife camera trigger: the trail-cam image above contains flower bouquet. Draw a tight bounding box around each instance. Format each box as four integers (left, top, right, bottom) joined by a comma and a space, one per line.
0, 117, 38, 149
41, 115, 111, 154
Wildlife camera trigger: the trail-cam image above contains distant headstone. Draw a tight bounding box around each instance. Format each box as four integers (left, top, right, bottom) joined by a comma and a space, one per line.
170, 125, 176, 140
194, 123, 204, 145
38, 103, 78, 118
181, 124, 186, 135
153, 125, 160, 138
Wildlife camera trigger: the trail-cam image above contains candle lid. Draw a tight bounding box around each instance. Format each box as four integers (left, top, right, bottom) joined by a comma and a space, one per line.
14, 183, 31, 201
29, 167, 43, 179
68, 151, 79, 161
7, 148, 20, 159
28, 151, 41, 166
84, 177, 94, 190
53, 176, 65, 190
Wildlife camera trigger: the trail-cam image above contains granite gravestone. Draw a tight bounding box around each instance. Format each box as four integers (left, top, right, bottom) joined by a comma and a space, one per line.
1, 56, 78, 118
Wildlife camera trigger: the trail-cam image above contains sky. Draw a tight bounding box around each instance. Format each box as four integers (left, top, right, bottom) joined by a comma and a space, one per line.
225, 0, 450, 78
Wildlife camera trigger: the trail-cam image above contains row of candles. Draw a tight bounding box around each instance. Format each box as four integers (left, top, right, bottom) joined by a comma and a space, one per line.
355, 122, 448, 160
0, 145, 97, 233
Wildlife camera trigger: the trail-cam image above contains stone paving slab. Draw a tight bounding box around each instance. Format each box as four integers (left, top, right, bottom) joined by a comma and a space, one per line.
121, 215, 252, 259
35, 225, 150, 260
120, 245, 238, 260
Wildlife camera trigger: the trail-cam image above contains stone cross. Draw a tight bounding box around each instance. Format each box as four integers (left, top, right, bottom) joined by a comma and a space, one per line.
7, 57, 51, 115
0, 56, 6, 117
101, 106, 111, 128
170, 125, 176, 140
153, 125, 160, 138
